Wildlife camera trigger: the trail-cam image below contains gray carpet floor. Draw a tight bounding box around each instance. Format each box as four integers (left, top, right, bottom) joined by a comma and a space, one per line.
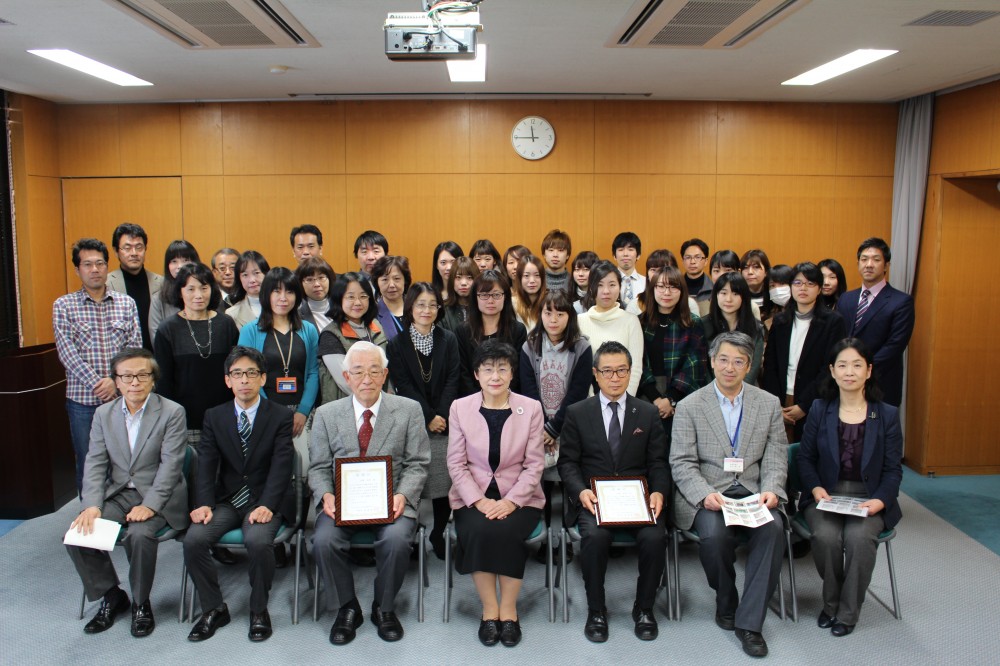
1, 491, 997, 665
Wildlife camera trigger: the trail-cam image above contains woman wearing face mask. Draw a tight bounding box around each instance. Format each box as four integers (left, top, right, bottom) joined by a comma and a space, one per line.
295, 257, 337, 334
226, 250, 271, 331
768, 264, 795, 313
372, 255, 412, 340
702, 273, 766, 386
761, 262, 848, 442
511, 254, 547, 331
818, 258, 848, 310
577, 261, 644, 397
433, 241, 464, 303
442, 256, 481, 332
570, 251, 599, 314
150, 240, 201, 338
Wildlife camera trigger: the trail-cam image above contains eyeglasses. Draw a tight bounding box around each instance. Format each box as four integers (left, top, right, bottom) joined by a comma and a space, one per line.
80, 261, 108, 270
119, 244, 145, 253
214, 264, 236, 274
596, 368, 630, 379
413, 302, 439, 311
344, 294, 370, 303
348, 368, 385, 380
228, 369, 262, 379
683, 255, 706, 262
655, 284, 681, 293
791, 279, 819, 288
303, 276, 329, 285
714, 356, 748, 370
116, 372, 153, 383
477, 292, 505, 301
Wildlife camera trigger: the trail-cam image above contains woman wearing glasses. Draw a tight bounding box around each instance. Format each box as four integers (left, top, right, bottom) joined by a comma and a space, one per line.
456, 270, 528, 396
577, 260, 644, 397
387, 283, 461, 559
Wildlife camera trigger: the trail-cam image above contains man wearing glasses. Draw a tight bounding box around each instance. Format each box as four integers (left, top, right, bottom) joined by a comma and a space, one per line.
558, 341, 669, 643
54, 238, 143, 493
106, 223, 163, 350
681, 238, 713, 314
670, 331, 788, 658
211, 248, 241, 307
66, 347, 187, 638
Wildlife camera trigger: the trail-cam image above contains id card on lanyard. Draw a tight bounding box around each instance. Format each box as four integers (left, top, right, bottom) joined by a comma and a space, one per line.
724, 408, 744, 474
273, 331, 298, 394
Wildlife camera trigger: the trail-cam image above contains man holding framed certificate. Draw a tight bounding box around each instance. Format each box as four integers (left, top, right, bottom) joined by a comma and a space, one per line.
309, 341, 430, 646
558, 341, 669, 643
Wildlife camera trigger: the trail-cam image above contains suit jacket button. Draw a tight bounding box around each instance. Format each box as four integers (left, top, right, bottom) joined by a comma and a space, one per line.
243, 475, 248, 480
863, 475, 869, 481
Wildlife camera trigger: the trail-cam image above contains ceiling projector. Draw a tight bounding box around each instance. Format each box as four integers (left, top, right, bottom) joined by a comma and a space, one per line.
384, 4, 482, 61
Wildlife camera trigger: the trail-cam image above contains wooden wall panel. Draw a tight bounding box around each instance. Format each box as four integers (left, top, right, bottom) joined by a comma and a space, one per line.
61, 178, 182, 292
594, 102, 718, 175
469, 101, 594, 174
181, 176, 227, 260
830, 176, 893, 274
119, 104, 181, 176
930, 81, 1000, 175
18, 95, 59, 177
22, 177, 66, 345
181, 104, 223, 175
57, 105, 120, 177
718, 103, 840, 176
835, 104, 898, 177
345, 101, 469, 175
223, 102, 345, 175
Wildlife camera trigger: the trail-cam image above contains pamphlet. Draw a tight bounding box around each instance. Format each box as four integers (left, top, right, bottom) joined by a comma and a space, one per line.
816, 496, 870, 517
720, 494, 775, 528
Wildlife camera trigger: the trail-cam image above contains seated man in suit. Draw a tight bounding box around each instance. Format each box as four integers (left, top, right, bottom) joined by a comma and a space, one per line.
670, 331, 787, 658
558, 340, 669, 643
66, 347, 188, 638
309, 341, 430, 645
183, 346, 294, 643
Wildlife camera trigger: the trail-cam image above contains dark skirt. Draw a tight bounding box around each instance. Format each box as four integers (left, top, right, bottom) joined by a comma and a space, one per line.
453, 505, 542, 579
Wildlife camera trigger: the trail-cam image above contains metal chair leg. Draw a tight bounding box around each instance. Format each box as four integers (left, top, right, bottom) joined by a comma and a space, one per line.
885, 540, 901, 620
80, 590, 86, 620
547, 528, 555, 623
786, 529, 798, 622
443, 525, 451, 623
417, 526, 425, 623
178, 562, 188, 623
672, 529, 682, 621
560, 528, 569, 623
292, 530, 302, 624
313, 561, 320, 622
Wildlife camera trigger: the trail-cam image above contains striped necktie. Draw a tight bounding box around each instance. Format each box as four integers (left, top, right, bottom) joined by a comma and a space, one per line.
853, 289, 871, 334
607, 401, 622, 462
231, 411, 252, 508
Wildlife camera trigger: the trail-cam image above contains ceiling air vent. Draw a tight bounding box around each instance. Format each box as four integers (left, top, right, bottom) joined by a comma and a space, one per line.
610, 0, 809, 49
905, 10, 1000, 27
103, 0, 319, 48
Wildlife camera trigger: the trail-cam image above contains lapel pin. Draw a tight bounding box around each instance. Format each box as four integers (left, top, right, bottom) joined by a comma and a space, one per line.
633, 428, 643, 435
631, 407, 637, 414
869, 411, 878, 419
516, 406, 524, 415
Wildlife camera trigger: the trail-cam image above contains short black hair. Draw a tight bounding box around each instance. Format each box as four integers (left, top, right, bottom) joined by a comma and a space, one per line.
231, 250, 271, 304
769, 264, 795, 285
403, 282, 444, 328
112, 223, 147, 250
371, 255, 412, 297
224, 345, 266, 375
818, 337, 883, 402
791, 261, 823, 286
710, 249, 741, 272
586, 260, 624, 310
858, 237, 891, 263
294, 257, 337, 287
72, 238, 108, 267
645, 249, 679, 273
109, 347, 159, 381
257, 267, 305, 333
354, 230, 389, 256
593, 340, 632, 369
329, 272, 378, 326
681, 238, 709, 257
472, 338, 518, 371
171, 262, 223, 310
612, 231, 642, 256
290, 224, 323, 248
470, 239, 502, 265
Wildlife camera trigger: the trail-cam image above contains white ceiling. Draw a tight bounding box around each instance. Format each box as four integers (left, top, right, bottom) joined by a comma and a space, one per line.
1, 0, 999, 105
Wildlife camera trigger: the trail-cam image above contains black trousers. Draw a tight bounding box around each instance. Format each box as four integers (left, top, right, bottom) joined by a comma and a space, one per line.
577, 510, 666, 612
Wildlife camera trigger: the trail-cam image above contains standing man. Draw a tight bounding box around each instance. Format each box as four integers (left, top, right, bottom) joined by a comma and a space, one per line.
670, 331, 787, 658
107, 223, 162, 350
612, 232, 645, 312
354, 230, 389, 280
836, 238, 915, 407
66, 348, 188, 638
55, 238, 143, 493
183, 346, 295, 643
211, 247, 241, 308
558, 341, 669, 643
681, 238, 713, 314
309, 341, 429, 645
291, 225, 324, 264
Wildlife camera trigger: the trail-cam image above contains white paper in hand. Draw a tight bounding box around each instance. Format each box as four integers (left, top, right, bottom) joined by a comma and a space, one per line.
63, 518, 122, 551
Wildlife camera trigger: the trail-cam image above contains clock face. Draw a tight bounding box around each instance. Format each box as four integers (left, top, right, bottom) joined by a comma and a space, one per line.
511, 116, 555, 160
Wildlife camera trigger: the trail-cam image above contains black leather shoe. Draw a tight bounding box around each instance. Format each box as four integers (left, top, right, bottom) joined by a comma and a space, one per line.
817, 611, 837, 628
831, 622, 855, 637
499, 619, 522, 646
372, 602, 404, 642
735, 628, 769, 657
249, 609, 272, 642
584, 609, 608, 643
84, 589, 130, 634
429, 533, 446, 561
329, 606, 363, 645
715, 610, 735, 631
187, 604, 231, 642
631, 603, 658, 640
478, 618, 500, 646
210, 546, 237, 565
130, 600, 155, 637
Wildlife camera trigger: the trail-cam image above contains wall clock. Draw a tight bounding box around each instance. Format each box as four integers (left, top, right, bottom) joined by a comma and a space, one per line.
511, 116, 555, 160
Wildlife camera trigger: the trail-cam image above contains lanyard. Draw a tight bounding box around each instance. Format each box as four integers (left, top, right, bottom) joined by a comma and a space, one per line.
272, 330, 295, 375
728, 406, 743, 457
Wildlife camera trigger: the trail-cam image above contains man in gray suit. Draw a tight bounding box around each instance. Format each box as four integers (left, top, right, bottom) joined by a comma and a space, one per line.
309, 341, 430, 646
66, 347, 188, 638
670, 331, 787, 658
106, 223, 163, 350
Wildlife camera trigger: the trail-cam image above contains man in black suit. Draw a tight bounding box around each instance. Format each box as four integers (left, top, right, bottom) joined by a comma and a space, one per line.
183, 346, 295, 643
836, 238, 915, 407
558, 341, 669, 643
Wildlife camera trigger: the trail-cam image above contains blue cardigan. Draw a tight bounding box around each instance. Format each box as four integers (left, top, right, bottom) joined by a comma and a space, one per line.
238, 319, 320, 417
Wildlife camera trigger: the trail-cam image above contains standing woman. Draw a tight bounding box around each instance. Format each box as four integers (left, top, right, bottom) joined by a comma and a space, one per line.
797, 338, 902, 637
295, 257, 337, 334
637, 266, 708, 451
433, 241, 464, 303
386, 283, 461, 560
457, 270, 528, 396
577, 261, 644, 397
448, 340, 545, 647
819, 258, 848, 310
317, 272, 388, 404
702, 273, 766, 386
226, 250, 270, 331
740, 249, 774, 326
512, 254, 547, 331
570, 251, 599, 314
441, 256, 480, 333
372, 255, 411, 341
470, 239, 502, 273
149, 240, 200, 335
709, 249, 741, 281
503, 245, 530, 285
761, 262, 848, 442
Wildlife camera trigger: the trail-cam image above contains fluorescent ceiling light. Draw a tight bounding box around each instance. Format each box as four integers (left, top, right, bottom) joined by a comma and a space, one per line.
447, 44, 486, 82
27, 49, 152, 86
782, 49, 897, 86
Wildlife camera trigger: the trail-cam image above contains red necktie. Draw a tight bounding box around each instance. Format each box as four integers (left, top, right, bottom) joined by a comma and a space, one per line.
358, 409, 373, 457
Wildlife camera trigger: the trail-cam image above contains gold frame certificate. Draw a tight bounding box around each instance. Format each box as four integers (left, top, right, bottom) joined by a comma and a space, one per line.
591, 476, 655, 526
335, 456, 394, 526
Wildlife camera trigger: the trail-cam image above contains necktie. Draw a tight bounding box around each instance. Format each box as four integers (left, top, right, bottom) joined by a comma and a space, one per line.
231, 411, 252, 508
359, 409, 373, 457
853, 289, 871, 333
624, 276, 633, 303
607, 401, 621, 462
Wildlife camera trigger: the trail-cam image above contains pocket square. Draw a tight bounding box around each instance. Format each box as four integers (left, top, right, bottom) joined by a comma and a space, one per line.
632, 428, 644, 435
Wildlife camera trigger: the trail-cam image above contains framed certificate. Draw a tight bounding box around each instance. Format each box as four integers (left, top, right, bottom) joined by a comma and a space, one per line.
591, 476, 655, 526
335, 456, 394, 526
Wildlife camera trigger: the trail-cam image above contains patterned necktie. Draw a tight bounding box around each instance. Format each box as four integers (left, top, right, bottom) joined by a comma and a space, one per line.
358, 409, 374, 457
607, 401, 622, 462
624, 276, 633, 303
231, 411, 252, 508
853, 289, 871, 334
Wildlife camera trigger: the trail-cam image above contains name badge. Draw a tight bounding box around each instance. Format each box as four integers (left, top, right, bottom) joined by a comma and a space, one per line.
276, 377, 298, 393
724, 457, 744, 473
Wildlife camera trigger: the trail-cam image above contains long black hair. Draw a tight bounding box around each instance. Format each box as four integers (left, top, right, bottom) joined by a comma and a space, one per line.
585, 260, 625, 311
160, 240, 200, 304
707, 272, 758, 339
640, 266, 692, 329
432, 241, 464, 296
257, 267, 304, 333
328, 272, 378, 327
819, 258, 848, 309
402, 282, 444, 328
741, 248, 773, 319
467, 269, 518, 344
170, 262, 222, 311
527, 290, 583, 355
231, 250, 271, 305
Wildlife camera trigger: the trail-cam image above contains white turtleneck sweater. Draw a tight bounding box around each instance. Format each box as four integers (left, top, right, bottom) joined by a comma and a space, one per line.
578, 305, 644, 396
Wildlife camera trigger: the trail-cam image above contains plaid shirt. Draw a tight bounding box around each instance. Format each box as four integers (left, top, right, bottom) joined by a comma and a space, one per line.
640, 315, 709, 403
53, 288, 142, 405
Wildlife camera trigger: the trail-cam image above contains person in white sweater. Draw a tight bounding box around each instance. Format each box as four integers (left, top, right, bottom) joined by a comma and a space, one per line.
577, 260, 644, 396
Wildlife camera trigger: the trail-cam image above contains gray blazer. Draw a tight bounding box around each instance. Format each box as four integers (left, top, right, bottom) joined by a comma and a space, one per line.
308, 392, 430, 520
225, 299, 258, 331
107, 268, 163, 300
81, 393, 190, 530
669, 382, 787, 530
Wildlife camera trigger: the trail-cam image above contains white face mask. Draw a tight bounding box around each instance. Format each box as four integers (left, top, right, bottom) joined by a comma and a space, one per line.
769, 285, 791, 306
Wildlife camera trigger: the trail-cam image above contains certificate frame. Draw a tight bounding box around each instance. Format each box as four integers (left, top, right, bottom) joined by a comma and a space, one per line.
335, 456, 394, 526
590, 476, 655, 527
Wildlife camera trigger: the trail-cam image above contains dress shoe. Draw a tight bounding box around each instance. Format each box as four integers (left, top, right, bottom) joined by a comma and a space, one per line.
831, 622, 855, 637
248, 609, 272, 642
735, 628, 769, 658
791, 538, 812, 559
429, 533, 446, 561
329, 606, 363, 645
499, 619, 522, 647
210, 545, 237, 565
584, 609, 608, 643
372, 602, 404, 642
478, 618, 501, 646
631, 603, 658, 641
817, 611, 837, 629
84, 588, 130, 634
130, 600, 155, 637
187, 604, 231, 642
715, 610, 735, 631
